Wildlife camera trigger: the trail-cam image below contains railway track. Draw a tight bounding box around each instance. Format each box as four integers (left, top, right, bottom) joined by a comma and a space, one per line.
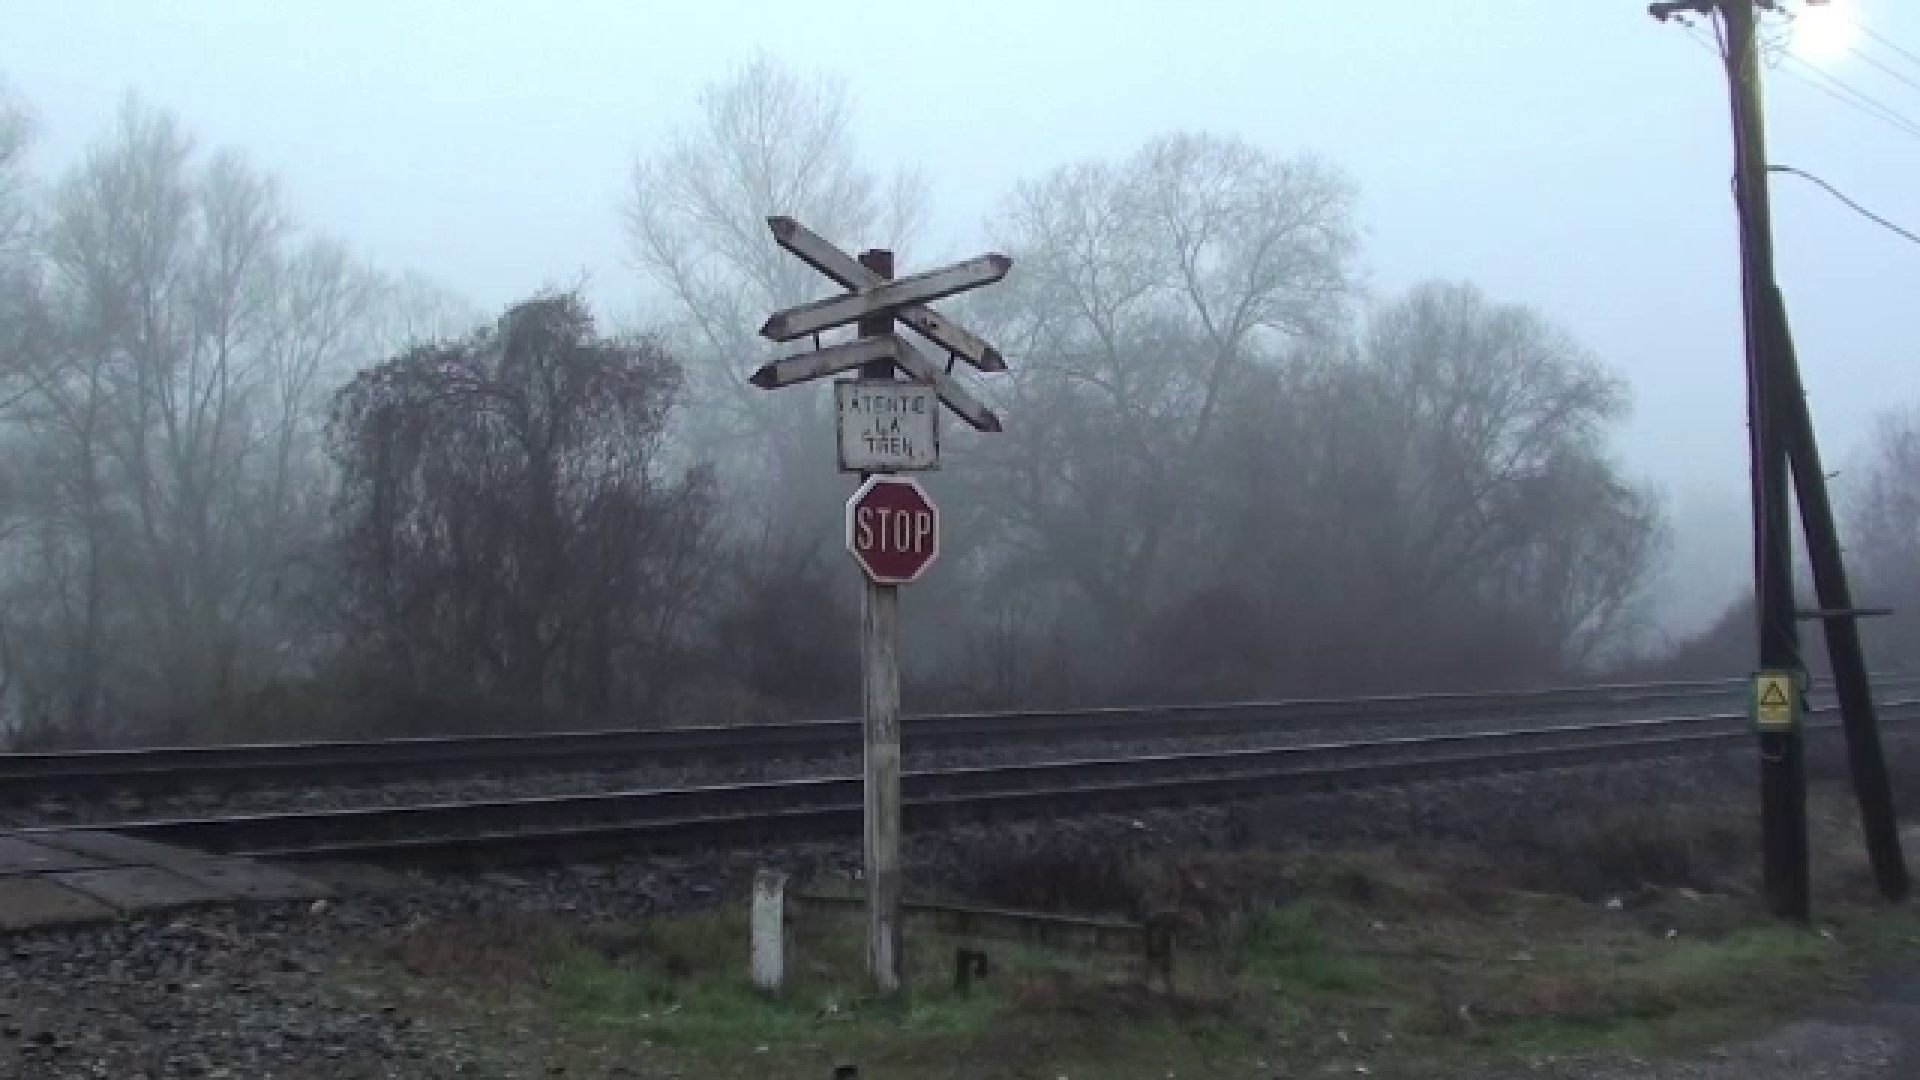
33, 698, 1918, 869
7, 674, 1913, 800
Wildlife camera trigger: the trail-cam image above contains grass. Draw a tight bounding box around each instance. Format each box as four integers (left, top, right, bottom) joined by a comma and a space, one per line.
498, 907, 1028, 1078
1229, 898, 1387, 996
359, 794, 1920, 1078
366, 876, 1920, 1079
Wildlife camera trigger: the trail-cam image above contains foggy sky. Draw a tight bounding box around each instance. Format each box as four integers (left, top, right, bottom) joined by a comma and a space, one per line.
5, 0, 1917, 637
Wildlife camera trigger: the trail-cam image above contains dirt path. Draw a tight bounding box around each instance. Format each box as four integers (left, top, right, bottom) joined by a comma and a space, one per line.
1493, 967, 1920, 1080
1841, 967, 1920, 1077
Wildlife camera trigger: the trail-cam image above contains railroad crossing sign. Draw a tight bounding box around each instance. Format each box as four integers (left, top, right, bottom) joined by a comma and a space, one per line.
760, 253, 1010, 343
837, 380, 939, 473
846, 475, 939, 584
752, 220, 1011, 998
765, 216, 1006, 373
750, 217, 1009, 437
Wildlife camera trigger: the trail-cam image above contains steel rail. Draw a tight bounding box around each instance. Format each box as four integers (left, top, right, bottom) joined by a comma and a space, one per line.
6, 675, 1912, 799
30, 699, 1916, 867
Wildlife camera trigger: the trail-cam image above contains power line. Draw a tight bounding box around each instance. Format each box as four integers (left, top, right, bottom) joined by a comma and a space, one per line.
1860, 24, 1920, 76
1685, 20, 1726, 59
1682, 10, 1920, 140
1848, 40, 1920, 96
1768, 164, 1920, 247
1774, 53, 1920, 139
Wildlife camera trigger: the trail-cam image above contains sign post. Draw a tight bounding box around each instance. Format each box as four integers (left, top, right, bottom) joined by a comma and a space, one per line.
854, 247, 905, 994
753, 219, 1010, 994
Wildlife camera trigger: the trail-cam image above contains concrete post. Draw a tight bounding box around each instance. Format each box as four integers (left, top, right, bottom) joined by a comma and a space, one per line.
751, 867, 788, 992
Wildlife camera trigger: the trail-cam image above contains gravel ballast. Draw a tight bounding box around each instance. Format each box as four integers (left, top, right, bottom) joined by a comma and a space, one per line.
0, 761, 1913, 1077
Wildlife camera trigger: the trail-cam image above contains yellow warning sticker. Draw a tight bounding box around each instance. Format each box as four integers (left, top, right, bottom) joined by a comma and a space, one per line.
1754, 672, 1797, 731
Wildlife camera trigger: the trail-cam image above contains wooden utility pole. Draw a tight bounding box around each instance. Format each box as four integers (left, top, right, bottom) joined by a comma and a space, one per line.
1722, 0, 1810, 923
1650, 0, 1807, 920
1654, 0, 1909, 915
856, 248, 906, 992
1770, 284, 1911, 902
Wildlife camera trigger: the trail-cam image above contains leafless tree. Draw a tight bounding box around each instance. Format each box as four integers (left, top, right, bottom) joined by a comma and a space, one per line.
1129, 281, 1663, 697
624, 56, 928, 716
0, 79, 30, 257
1346, 282, 1661, 673
951, 132, 1360, 683
0, 96, 399, 745
366, 269, 483, 359
328, 290, 715, 730
1846, 405, 1920, 671
624, 54, 927, 479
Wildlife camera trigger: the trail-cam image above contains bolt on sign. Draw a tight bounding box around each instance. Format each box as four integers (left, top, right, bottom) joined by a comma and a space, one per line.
836, 380, 939, 473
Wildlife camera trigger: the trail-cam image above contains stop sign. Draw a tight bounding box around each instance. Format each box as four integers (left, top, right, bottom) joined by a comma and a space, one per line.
845, 475, 939, 584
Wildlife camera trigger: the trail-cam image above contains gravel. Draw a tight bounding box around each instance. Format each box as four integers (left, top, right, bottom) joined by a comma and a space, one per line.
8, 708, 1695, 830
0, 902, 473, 1078
1475, 1021, 1908, 1080
0, 735, 1907, 1076
2, 834, 1912, 1079
0, 852, 782, 1077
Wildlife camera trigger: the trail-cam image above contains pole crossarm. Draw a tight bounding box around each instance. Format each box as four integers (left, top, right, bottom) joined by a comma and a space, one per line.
1649, 0, 1720, 20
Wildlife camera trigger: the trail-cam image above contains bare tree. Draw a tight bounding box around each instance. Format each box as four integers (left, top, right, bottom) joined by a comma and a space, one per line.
328, 289, 714, 731
0, 96, 396, 745
1847, 405, 1920, 671
624, 56, 928, 716
951, 132, 1360, 682
0, 76, 41, 443
0, 78, 30, 257
1140, 281, 1663, 695
1351, 282, 1657, 665
625, 54, 926, 467
366, 268, 483, 359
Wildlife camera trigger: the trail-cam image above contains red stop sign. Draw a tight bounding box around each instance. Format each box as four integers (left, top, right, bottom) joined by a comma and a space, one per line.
845, 475, 939, 584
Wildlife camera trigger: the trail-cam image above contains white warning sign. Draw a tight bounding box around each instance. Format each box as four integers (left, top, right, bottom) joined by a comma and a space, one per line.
835, 379, 939, 473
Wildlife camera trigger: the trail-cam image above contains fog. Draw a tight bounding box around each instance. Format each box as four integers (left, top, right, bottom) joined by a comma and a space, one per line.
0, 1, 1916, 747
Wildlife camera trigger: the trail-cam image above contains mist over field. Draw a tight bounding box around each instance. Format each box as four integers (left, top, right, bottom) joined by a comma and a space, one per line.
0, 1, 1916, 748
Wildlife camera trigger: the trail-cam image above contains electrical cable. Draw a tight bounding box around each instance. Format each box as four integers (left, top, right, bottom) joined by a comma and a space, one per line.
1768, 164, 1920, 247
1774, 54, 1920, 139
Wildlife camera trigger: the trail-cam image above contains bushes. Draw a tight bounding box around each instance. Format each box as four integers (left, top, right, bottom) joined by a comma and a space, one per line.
1467, 799, 1753, 902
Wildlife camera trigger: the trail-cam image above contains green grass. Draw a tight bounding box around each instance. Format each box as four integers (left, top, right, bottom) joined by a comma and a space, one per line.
372, 860, 1920, 1079
529, 898, 1913, 1077
1229, 898, 1387, 996
534, 908, 1013, 1071
1465, 925, 1847, 1059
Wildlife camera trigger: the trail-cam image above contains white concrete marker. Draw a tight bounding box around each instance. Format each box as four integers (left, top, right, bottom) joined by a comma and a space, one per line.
751, 867, 788, 991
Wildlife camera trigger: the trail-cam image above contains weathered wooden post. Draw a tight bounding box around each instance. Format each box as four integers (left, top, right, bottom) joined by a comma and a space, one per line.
853, 248, 906, 991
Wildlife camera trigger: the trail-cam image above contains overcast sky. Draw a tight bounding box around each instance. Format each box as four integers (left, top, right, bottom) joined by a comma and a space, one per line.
4, 1, 1917, 634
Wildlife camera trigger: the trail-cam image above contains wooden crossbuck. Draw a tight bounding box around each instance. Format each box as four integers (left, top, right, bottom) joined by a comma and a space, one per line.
753, 218, 1010, 434
767, 216, 1007, 373
759, 254, 1010, 343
